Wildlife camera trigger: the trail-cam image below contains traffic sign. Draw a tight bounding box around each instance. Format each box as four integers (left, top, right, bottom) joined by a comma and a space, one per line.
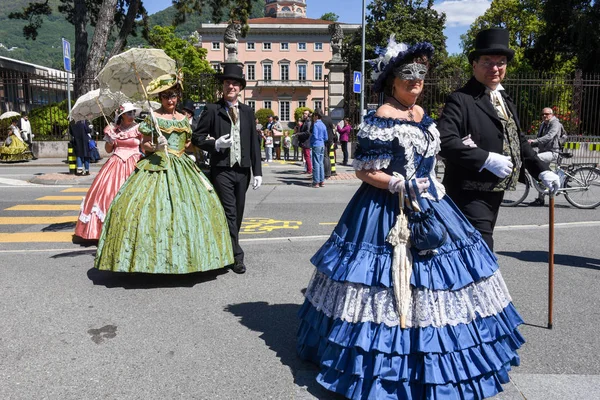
62, 38, 71, 72
353, 71, 361, 94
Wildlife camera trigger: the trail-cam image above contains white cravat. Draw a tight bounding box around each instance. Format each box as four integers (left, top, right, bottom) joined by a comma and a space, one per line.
488, 85, 509, 120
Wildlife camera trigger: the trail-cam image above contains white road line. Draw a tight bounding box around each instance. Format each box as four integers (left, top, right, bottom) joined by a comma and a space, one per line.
0, 177, 42, 186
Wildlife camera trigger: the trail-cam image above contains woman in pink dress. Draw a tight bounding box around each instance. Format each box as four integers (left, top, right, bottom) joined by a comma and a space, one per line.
74, 103, 143, 241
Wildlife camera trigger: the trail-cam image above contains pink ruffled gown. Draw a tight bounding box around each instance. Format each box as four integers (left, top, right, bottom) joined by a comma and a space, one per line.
74, 124, 143, 240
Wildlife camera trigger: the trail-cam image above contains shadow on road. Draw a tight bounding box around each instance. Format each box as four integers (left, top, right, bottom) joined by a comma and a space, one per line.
497, 250, 600, 271
86, 267, 229, 289
51, 249, 96, 258
42, 222, 76, 232
224, 301, 343, 400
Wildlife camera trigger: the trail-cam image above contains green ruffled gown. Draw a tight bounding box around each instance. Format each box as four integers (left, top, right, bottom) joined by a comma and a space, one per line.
95, 117, 234, 274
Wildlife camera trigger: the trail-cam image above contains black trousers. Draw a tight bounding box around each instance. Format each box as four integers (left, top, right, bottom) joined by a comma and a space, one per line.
210, 165, 251, 263
446, 188, 504, 252
341, 141, 348, 165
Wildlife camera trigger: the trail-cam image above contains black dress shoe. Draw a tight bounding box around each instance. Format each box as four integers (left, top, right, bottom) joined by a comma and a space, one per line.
232, 260, 246, 274
529, 198, 545, 207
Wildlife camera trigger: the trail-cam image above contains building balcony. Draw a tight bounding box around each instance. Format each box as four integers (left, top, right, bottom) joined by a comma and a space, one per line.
251, 79, 319, 89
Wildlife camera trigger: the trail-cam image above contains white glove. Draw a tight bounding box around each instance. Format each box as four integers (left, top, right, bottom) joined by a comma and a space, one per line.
215, 134, 233, 151
482, 152, 513, 178
388, 175, 404, 194
252, 176, 262, 190
539, 170, 561, 195
155, 135, 168, 152
462, 134, 477, 148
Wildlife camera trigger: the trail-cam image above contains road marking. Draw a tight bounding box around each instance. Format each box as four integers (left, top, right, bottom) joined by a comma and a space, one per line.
0, 177, 42, 186
0, 216, 78, 225
6, 205, 81, 211
240, 218, 302, 234
36, 196, 83, 201
319, 222, 337, 225
0, 232, 73, 243
61, 187, 89, 193
496, 220, 600, 230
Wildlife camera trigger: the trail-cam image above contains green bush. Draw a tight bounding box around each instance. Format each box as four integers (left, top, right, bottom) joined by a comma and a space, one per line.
29, 99, 72, 139
294, 106, 313, 123
255, 108, 275, 128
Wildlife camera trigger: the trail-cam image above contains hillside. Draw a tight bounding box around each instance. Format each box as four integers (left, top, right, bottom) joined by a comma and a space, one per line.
0, 0, 266, 69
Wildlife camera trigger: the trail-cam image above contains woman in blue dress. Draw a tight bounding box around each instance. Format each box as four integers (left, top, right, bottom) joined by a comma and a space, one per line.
297, 37, 524, 399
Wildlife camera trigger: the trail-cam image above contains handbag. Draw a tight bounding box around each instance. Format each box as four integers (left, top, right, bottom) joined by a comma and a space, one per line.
405, 179, 448, 252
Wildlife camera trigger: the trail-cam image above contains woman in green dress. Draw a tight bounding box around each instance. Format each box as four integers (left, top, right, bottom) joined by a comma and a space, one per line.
95, 74, 234, 274
0, 119, 33, 162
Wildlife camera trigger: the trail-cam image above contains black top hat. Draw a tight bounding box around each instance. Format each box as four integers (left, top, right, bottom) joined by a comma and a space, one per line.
468, 28, 515, 63
181, 99, 195, 114
216, 63, 246, 89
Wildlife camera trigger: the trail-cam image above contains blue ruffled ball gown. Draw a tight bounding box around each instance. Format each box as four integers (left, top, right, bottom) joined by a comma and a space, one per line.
297, 112, 524, 399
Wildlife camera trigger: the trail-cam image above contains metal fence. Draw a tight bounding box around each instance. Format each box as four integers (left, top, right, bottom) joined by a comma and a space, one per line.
345, 69, 600, 138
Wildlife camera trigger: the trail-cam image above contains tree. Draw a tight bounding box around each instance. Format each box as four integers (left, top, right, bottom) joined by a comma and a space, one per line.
344, 0, 448, 77
320, 12, 339, 22
171, 0, 258, 37
9, 0, 148, 97
460, 0, 545, 73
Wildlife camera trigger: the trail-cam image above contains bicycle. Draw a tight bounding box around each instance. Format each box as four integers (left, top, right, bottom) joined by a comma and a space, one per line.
501, 151, 600, 209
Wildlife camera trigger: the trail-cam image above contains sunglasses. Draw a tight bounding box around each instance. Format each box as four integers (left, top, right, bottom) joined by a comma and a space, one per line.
542, 113, 552, 116
160, 93, 178, 100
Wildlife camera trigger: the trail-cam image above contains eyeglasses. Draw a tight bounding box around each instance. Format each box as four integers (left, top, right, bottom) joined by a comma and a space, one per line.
542, 113, 552, 116
160, 94, 178, 100
479, 60, 508, 69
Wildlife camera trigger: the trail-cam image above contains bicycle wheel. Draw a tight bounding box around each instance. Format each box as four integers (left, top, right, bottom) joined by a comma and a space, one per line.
564, 166, 600, 209
501, 174, 531, 207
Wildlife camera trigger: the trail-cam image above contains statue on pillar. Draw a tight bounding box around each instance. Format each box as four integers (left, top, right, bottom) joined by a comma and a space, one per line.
328, 23, 344, 62
224, 22, 242, 63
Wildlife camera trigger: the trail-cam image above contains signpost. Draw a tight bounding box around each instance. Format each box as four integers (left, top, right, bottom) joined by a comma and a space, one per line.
353, 71, 362, 94
62, 38, 72, 116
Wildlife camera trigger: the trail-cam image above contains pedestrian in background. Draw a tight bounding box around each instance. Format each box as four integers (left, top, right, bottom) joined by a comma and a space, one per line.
291, 125, 300, 161
310, 109, 327, 188
337, 117, 351, 165
19, 113, 36, 158
297, 110, 312, 173
264, 131, 274, 162
70, 119, 92, 175
283, 131, 291, 161
272, 116, 283, 160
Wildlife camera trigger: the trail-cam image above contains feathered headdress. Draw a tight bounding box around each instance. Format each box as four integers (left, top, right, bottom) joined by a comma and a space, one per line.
369, 35, 434, 93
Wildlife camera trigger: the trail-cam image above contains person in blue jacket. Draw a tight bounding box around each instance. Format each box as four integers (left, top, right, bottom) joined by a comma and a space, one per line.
310, 108, 328, 188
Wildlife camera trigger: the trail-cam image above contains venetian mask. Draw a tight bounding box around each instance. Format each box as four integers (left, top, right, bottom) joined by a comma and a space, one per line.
393, 62, 428, 81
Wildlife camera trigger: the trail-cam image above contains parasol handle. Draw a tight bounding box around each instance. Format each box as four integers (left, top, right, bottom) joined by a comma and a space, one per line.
548, 193, 555, 329
94, 97, 110, 126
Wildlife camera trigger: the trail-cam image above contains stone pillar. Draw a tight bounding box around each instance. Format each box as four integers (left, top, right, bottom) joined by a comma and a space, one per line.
325, 61, 348, 125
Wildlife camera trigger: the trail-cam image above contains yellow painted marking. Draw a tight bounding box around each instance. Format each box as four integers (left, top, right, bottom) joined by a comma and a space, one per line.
61, 188, 90, 193
6, 205, 81, 211
0, 216, 78, 225
319, 222, 337, 225
240, 218, 302, 234
36, 196, 83, 201
0, 232, 73, 243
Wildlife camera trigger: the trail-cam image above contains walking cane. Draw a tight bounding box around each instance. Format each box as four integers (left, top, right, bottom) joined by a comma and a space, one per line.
548, 192, 555, 329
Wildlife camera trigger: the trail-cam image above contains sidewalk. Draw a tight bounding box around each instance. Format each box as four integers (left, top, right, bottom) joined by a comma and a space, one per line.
23, 155, 361, 186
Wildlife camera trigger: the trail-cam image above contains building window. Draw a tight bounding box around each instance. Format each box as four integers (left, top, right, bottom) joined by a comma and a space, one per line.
247, 101, 256, 111
281, 42, 289, 51
264, 100, 272, 110
314, 100, 322, 111
263, 64, 272, 81
247, 42, 255, 50
315, 42, 323, 51
298, 64, 307, 81
298, 42, 306, 51
280, 101, 290, 122
280, 64, 289, 81
246, 64, 255, 80
314, 64, 323, 80
212, 42, 220, 50
263, 42, 272, 50
298, 100, 306, 108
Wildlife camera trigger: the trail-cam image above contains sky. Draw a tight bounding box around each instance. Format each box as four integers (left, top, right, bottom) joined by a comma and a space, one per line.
142, 0, 492, 55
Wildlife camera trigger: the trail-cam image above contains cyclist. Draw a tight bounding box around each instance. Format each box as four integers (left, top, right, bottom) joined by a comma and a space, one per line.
528, 107, 565, 206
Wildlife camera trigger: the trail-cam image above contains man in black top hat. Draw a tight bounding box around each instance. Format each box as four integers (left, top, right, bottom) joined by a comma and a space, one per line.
192, 63, 262, 274
438, 28, 560, 251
